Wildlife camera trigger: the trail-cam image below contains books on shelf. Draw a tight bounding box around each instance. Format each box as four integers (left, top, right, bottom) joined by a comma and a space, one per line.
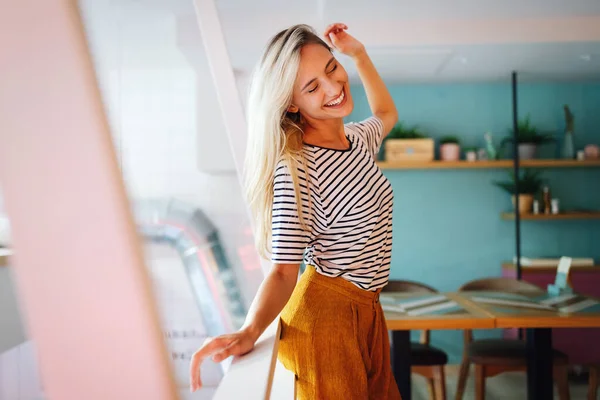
512, 257, 595, 267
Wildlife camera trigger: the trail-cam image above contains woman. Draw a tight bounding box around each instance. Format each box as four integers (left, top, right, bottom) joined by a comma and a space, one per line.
190, 22, 400, 399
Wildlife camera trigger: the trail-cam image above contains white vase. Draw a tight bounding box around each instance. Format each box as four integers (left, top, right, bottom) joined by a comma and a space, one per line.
518, 143, 537, 160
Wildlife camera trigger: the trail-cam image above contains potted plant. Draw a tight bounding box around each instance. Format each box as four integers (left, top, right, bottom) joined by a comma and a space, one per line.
501, 115, 555, 160
464, 147, 478, 162
439, 136, 461, 161
383, 122, 434, 162
493, 169, 545, 214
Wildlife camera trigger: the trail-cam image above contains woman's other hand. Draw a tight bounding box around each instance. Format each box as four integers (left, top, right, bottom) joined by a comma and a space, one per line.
323, 23, 366, 59
189, 327, 258, 392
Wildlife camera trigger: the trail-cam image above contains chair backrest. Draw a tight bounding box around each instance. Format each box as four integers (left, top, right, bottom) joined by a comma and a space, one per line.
383, 280, 438, 293
459, 277, 543, 295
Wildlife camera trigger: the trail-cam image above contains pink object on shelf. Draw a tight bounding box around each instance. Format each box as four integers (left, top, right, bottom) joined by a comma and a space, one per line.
440, 144, 460, 161
584, 144, 599, 159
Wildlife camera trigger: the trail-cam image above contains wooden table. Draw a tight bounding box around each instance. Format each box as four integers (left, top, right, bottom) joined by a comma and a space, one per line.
381, 292, 495, 400
383, 291, 600, 400
453, 291, 600, 400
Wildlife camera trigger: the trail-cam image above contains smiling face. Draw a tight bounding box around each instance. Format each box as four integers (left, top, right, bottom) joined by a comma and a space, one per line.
288, 43, 354, 122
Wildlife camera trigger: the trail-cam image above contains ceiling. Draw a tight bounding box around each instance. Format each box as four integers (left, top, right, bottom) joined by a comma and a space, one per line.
81, 0, 600, 83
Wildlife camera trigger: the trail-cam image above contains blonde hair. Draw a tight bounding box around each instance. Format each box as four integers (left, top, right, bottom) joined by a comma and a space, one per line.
243, 24, 330, 259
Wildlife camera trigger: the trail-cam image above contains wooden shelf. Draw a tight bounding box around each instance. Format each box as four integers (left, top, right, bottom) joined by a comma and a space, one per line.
501, 211, 600, 220
377, 159, 600, 170
502, 263, 600, 273
521, 159, 600, 168
377, 160, 511, 169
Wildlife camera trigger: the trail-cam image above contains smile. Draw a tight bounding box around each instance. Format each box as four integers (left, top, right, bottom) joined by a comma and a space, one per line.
324, 89, 346, 108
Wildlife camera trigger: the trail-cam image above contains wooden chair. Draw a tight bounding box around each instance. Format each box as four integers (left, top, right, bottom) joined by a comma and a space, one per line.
589, 364, 599, 400
383, 280, 448, 400
455, 277, 570, 400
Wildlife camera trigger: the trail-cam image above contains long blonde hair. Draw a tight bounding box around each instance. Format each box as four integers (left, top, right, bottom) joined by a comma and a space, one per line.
243, 24, 330, 259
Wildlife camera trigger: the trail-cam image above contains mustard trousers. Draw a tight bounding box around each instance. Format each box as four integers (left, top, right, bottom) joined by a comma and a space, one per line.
278, 266, 402, 400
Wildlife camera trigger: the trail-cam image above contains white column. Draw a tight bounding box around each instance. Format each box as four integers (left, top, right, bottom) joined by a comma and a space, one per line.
192, 0, 248, 179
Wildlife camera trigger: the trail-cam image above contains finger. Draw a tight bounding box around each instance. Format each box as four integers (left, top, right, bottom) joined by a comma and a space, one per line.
189, 337, 215, 390
328, 22, 345, 30
331, 23, 347, 33
189, 352, 204, 391
323, 23, 343, 36
323, 26, 335, 42
329, 32, 339, 47
323, 23, 342, 37
189, 337, 235, 391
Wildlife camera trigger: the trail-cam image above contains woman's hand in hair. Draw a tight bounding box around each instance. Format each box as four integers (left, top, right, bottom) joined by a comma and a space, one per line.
189, 328, 257, 392
323, 23, 365, 59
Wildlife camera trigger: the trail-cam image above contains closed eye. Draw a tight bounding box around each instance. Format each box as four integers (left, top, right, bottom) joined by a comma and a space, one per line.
308, 65, 337, 93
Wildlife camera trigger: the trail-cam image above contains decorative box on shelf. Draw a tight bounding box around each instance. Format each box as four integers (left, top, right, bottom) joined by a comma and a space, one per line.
384, 138, 434, 162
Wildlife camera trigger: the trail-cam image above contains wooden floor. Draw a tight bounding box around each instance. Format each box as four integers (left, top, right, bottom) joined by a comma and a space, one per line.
412, 370, 597, 400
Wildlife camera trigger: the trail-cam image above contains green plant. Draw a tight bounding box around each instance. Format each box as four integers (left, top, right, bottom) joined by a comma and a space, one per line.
464, 146, 478, 153
440, 135, 460, 145
502, 115, 555, 145
493, 169, 545, 195
387, 121, 425, 139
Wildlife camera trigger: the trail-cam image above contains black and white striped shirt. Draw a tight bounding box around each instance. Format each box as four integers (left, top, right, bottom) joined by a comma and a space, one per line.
271, 116, 394, 291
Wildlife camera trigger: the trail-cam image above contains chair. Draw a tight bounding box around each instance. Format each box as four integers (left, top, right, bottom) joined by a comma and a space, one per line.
383, 280, 448, 400
455, 277, 570, 400
588, 364, 599, 400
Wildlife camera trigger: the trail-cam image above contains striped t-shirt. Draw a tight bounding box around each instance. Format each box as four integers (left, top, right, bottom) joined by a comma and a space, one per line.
271, 116, 394, 291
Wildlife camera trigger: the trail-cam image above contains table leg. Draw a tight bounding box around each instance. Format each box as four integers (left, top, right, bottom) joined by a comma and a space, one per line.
526, 328, 553, 400
391, 330, 411, 400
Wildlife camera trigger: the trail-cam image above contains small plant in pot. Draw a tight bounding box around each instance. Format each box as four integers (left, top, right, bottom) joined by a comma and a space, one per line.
387, 122, 425, 140
464, 147, 478, 162
501, 115, 555, 160
439, 136, 461, 161
493, 169, 545, 214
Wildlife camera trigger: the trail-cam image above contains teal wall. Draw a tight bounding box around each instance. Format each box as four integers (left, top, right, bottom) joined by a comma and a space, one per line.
349, 81, 600, 363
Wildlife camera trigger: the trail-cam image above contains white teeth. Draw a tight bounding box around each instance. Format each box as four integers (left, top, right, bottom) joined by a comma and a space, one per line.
325, 90, 345, 107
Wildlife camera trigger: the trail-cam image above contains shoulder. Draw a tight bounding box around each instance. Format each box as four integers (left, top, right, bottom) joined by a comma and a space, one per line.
275, 159, 289, 175
274, 158, 311, 187
344, 115, 385, 134
275, 157, 304, 176
274, 160, 294, 188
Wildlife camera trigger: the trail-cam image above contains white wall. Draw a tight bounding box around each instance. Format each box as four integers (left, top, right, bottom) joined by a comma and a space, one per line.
81, 1, 263, 306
